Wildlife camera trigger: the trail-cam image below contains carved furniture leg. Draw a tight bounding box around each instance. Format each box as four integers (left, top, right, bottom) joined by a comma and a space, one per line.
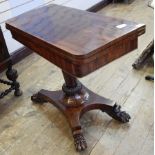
0, 27, 22, 98
0, 65, 22, 99
31, 71, 131, 151
132, 40, 154, 69
66, 110, 87, 151
6, 65, 22, 96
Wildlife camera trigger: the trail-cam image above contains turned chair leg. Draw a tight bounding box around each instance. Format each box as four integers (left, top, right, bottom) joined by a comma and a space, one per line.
6, 65, 22, 96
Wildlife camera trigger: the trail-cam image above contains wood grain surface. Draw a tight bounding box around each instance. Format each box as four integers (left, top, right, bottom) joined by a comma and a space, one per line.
6, 4, 145, 77
0, 0, 153, 153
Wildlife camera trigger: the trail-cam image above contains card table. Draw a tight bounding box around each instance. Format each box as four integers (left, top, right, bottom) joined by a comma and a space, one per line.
6, 4, 145, 151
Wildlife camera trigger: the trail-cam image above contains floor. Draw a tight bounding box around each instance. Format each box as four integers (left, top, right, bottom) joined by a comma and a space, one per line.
0, 0, 154, 155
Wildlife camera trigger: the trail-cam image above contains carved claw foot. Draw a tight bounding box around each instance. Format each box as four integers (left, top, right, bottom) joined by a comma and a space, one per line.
31, 93, 47, 104
108, 104, 131, 123
73, 133, 87, 151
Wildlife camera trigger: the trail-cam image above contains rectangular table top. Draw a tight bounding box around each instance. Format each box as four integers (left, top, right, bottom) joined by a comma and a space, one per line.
6, 4, 145, 77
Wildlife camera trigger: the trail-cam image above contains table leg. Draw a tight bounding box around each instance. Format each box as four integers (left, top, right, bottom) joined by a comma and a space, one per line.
31, 71, 131, 151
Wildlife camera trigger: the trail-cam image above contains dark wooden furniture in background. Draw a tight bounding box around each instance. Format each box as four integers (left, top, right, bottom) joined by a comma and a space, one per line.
6, 4, 145, 151
132, 40, 154, 81
132, 40, 154, 69
0, 27, 22, 99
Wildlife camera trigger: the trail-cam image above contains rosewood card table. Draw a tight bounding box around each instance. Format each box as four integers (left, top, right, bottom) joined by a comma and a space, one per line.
6, 4, 145, 151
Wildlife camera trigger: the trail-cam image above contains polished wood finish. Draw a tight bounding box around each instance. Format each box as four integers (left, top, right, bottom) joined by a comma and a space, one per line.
6, 4, 145, 151
0, 1, 153, 154
132, 40, 154, 69
6, 4, 145, 77
32, 85, 130, 150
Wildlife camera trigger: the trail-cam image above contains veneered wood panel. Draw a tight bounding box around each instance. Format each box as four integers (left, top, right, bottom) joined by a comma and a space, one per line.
6, 4, 145, 77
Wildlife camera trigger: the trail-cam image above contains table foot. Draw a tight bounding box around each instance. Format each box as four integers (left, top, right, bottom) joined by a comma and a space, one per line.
31, 93, 47, 104
105, 104, 131, 123
31, 85, 130, 151
73, 133, 87, 151
66, 109, 87, 151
